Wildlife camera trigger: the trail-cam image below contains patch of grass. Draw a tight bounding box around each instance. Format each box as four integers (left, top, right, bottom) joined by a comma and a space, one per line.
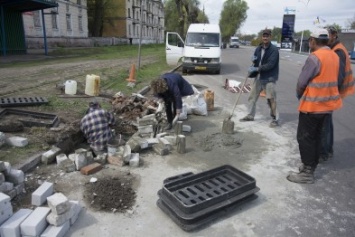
0, 144, 44, 165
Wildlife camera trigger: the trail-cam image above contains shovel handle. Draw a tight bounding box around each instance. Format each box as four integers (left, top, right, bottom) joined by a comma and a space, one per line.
230, 74, 249, 119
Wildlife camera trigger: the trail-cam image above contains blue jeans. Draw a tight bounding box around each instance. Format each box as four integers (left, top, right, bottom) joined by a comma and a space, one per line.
320, 114, 333, 156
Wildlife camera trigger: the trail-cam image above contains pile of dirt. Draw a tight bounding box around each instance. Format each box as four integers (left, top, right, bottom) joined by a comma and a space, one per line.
83, 175, 136, 213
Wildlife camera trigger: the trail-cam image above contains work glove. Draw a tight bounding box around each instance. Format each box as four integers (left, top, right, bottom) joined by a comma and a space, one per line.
248, 66, 259, 78
251, 55, 258, 62
248, 66, 259, 73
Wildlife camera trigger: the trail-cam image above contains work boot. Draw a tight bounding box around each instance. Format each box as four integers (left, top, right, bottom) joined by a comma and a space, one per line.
164, 123, 172, 131
269, 119, 279, 128
239, 115, 254, 122
318, 154, 329, 163
287, 166, 315, 184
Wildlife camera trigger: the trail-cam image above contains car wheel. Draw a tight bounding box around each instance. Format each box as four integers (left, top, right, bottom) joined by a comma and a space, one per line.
182, 68, 187, 74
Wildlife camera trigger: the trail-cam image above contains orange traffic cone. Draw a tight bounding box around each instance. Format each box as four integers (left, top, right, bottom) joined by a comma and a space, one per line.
126, 64, 136, 82
260, 89, 266, 97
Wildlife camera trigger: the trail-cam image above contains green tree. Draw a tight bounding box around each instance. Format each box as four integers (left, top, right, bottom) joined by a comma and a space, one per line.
164, 0, 209, 37
324, 23, 342, 32
219, 0, 248, 42
87, 0, 119, 37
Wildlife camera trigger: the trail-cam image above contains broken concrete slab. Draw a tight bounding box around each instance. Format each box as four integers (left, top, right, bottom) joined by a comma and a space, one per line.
56, 154, 68, 166
41, 146, 61, 165
5, 169, 24, 185
129, 153, 140, 167
6, 136, 28, 147
31, 181, 54, 206
47, 193, 70, 215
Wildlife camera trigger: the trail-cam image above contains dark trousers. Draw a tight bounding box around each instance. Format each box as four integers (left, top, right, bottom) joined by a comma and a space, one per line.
165, 99, 176, 124
320, 114, 334, 156
297, 112, 330, 169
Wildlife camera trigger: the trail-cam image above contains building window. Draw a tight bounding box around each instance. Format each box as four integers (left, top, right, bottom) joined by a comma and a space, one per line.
78, 15, 83, 31
129, 25, 131, 36
77, 0, 81, 5
51, 12, 58, 29
128, 8, 130, 18
33, 11, 41, 27
66, 3, 70, 12
66, 14, 72, 30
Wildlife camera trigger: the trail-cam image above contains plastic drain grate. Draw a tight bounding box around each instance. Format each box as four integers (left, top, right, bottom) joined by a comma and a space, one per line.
157, 165, 260, 231
0, 97, 48, 107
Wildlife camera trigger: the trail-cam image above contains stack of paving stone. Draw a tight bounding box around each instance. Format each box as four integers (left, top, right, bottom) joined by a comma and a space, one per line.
0, 182, 82, 237
0, 161, 25, 200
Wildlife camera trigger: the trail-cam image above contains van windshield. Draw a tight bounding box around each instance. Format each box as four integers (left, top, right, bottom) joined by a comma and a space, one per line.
186, 33, 220, 47
231, 39, 239, 42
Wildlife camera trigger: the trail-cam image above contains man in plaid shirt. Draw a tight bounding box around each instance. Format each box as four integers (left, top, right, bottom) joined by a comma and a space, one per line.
80, 100, 115, 154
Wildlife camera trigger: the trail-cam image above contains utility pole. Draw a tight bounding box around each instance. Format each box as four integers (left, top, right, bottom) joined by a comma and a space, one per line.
137, 0, 144, 70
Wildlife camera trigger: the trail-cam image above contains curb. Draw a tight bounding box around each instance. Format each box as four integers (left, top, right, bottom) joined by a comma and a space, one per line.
14, 152, 42, 173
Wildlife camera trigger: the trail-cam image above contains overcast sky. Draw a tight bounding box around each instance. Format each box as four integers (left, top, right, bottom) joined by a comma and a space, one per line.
202, 0, 355, 35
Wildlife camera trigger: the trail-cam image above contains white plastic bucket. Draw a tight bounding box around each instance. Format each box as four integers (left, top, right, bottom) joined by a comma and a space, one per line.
65, 80, 77, 95
85, 74, 100, 96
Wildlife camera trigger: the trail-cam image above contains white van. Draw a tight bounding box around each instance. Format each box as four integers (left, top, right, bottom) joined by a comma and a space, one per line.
165, 24, 222, 74
229, 36, 240, 48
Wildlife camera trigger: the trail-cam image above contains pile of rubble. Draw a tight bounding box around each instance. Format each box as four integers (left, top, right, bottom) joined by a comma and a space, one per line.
0, 182, 81, 237
0, 161, 25, 200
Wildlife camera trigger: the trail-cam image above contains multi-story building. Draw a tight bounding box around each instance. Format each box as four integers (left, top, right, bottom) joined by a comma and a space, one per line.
22, 0, 88, 47
102, 0, 165, 44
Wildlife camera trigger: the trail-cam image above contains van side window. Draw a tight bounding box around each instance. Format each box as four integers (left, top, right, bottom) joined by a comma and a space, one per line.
168, 34, 181, 47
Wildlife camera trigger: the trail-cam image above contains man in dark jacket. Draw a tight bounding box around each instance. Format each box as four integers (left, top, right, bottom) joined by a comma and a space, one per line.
151, 73, 194, 130
240, 29, 280, 127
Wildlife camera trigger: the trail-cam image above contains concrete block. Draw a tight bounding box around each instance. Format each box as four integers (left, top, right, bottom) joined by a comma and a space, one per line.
0, 173, 5, 185
156, 132, 167, 138
86, 151, 94, 164
58, 159, 76, 173
129, 153, 140, 167
5, 189, 17, 200
159, 137, 172, 150
14, 183, 25, 195
69, 201, 81, 226
107, 155, 123, 166
3, 182, 14, 192
13, 152, 42, 173
0, 209, 32, 237
0, 161, 6, 172
40, 220, 70, 237
138, 125, 154, 134
182, 125, 192, 132
3, 162, 11, 175
164, 136, 177, 146
94, 153, 107, 165
123, 144, 132, 163
80, 162, 102, 175
31, 181, 54, 206
75, 148, 87, 154
0, 183, 6, 192
68, 153, 76, 162
20, 207, 50, 236
56, 154, 68, 166
146, 138, 159, 147
153, 144, 169, 156
139, 140, 149, 149
126, 137, 141, 153
0, 193, 11, 211
47, 193, 70, 215
0, 206, 13, 226
6, 136, 28, 147
46, 203, 75, 227
138, 116, 157, 126
5, 169, 24, 185
74, 153, 87, 171
41, 146, 61, 165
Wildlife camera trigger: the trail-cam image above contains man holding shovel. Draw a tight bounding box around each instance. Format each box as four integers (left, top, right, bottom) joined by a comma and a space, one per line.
239, 29, 280, 127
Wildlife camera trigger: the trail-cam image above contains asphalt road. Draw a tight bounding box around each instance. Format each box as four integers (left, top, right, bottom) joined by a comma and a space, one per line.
66, 46, 355, 237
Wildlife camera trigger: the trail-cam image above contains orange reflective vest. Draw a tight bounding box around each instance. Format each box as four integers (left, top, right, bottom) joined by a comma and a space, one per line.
333, 43, 355, 98
299, 48, 343, 113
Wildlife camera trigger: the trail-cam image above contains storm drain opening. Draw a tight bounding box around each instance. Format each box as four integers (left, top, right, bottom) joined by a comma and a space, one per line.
0, 96, 49, 107
157, 165, 260, 231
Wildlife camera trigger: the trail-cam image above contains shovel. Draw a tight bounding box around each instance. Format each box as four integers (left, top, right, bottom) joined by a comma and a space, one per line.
222, 73, 250, 134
